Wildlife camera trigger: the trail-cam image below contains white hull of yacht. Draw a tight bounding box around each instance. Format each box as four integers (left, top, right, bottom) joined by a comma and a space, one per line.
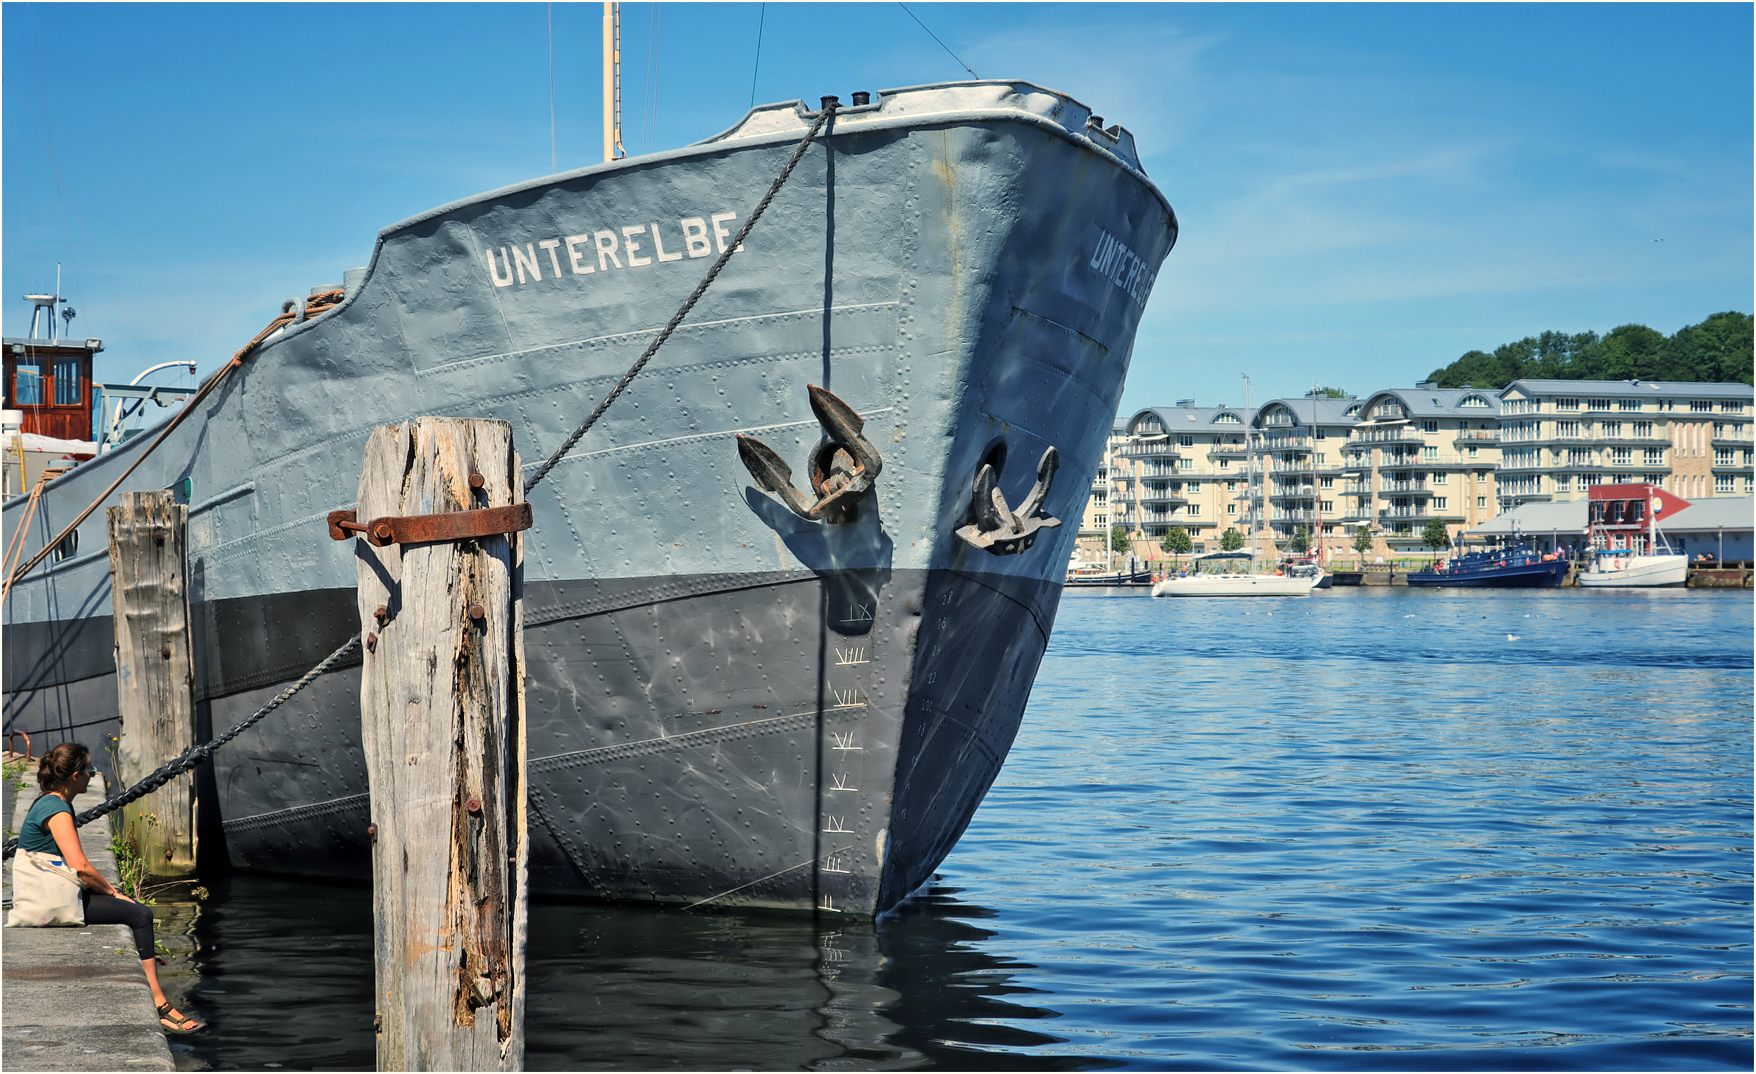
1150, 572, 1321, 597
1577, 554, 1688, 588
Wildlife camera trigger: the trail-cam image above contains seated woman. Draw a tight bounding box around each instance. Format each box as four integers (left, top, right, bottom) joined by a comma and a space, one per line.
16, 743, 204, 1034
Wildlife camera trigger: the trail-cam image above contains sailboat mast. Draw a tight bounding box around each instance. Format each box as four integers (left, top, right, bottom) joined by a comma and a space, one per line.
1243, 373, 1256, 558
602, 1, 624, 162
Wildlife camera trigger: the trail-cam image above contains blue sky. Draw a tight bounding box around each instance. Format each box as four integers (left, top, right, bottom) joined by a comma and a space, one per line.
4, 2, 1750, 416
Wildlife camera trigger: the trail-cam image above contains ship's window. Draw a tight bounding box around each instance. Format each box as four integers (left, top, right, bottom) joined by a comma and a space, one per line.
53, 530, 77, 562
53, 358, 81, 406
14, 361, 43, 405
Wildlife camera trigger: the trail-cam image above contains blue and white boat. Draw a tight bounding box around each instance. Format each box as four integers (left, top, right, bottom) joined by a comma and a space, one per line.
1407, 541, 1567, 588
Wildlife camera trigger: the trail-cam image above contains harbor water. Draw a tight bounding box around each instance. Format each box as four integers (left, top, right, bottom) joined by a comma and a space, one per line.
164, 586, 1751, 1070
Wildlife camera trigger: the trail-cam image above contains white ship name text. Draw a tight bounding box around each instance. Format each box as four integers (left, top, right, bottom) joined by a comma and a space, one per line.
1089, 227, 1155, 309
483, 212, 744, 288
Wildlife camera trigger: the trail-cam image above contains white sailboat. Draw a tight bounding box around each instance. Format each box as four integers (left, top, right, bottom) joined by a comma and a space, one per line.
1151, 550, 1322, 596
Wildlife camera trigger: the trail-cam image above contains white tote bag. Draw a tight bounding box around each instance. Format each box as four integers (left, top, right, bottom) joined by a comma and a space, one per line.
6, 849, 85, 927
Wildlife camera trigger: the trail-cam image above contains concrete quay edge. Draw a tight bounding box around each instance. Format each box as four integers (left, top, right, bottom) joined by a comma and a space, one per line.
3, 773, 176, 1071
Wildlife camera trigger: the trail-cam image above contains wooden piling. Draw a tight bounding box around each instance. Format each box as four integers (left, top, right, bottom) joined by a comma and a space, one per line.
352, 418, 527, 1071
106, 490, 197, 880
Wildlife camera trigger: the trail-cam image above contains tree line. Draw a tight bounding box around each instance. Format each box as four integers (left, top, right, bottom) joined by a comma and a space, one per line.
1425, 311, 1752, 389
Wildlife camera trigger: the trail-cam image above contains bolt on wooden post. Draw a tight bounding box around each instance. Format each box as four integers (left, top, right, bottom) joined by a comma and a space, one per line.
351, 418, 528, 1071
106, 489, 197, 880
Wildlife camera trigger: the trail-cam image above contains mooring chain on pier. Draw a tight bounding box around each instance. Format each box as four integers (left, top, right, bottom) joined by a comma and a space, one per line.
526, 97, 840, 492
1, 633, 361, 860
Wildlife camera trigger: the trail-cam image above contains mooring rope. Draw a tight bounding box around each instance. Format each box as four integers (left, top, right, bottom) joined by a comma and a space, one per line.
1, 290, 345, 600
2, 99, 839, 859
2, 633, 361, 860
526, 98, 838, 492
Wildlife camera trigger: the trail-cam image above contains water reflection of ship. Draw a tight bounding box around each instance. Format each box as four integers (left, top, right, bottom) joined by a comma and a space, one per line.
525, 880, 1077, 1071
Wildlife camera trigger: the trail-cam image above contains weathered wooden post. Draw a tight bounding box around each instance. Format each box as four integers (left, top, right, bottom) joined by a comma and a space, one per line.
106, 489, 197, 880
346, 418, 529, 1071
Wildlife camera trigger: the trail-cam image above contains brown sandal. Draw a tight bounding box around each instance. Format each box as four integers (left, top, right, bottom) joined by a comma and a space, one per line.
156, 1001, 204, 1034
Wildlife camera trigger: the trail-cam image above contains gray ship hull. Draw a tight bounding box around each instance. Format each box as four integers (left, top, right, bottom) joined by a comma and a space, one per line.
4, 81, 1175, 915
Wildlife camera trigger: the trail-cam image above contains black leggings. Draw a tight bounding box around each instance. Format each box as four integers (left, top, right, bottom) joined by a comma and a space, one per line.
82, 890, 155, 961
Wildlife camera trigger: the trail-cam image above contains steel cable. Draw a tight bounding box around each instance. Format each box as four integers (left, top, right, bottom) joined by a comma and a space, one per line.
526, 99, 837, 492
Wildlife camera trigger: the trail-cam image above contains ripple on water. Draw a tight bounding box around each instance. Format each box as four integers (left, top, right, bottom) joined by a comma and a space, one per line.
176, 587, 1749, 1071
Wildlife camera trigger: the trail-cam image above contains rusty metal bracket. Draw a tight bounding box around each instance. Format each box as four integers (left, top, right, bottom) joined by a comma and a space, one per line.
328, 503, 532, 547
955, 446, 1062, 556
736, 385, 883, 523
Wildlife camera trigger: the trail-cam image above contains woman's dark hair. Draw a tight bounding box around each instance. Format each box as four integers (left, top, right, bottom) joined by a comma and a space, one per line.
36, 742, 90, 793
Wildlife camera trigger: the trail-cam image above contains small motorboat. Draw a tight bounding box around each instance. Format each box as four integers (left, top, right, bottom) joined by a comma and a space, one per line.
1577, 483, 1691, 588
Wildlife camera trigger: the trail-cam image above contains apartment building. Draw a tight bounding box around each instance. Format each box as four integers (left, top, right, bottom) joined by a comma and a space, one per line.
1090, 401, 1256, 558
1342, 385, 1502, 550
1252, 395, 1364, 548
1497, 379, 1755, 505
1083, 377, 1753, 565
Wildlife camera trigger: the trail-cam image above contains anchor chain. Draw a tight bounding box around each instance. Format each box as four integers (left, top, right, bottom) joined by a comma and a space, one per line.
955, 446, 1063, 555
2, 633, 361, 860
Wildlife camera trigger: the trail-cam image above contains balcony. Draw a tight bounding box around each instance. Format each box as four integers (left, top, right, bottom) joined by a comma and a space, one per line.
1453, 430, 1500, 445
1116, 441, 1180, 460
1206, 443, 1248, 459
1260, 433, 1315, 450
1378, 506, 1432, 522
1379, 480, 1429, 494
1272, 508, 1323, 524
1346, 426, 1425, 448
1138, 489, 1188, 505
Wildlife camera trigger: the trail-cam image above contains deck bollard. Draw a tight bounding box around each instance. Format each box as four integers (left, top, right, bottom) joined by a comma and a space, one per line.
106, 489, 197, 879
350, 417, 529, 1071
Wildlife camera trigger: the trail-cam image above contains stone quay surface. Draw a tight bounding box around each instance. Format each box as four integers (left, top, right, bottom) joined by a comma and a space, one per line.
2, 773, 176, 1071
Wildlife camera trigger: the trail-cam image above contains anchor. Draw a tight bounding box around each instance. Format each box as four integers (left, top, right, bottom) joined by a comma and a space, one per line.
955, 445, 1062, 555
736, 385, 883, 522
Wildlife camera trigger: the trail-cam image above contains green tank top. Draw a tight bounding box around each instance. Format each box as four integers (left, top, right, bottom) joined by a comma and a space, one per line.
18, 795, 73, 855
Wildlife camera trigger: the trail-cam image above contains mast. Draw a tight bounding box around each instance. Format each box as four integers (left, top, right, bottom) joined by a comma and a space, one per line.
1309, 385, 1323, 562
1243, 373, 1257, 559
602, 2, 624, 162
